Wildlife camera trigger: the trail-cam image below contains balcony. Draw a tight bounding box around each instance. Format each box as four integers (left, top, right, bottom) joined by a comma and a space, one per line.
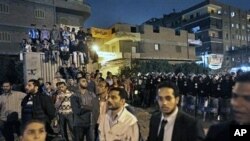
203, 37, 223, 43
182, 13, 222, 25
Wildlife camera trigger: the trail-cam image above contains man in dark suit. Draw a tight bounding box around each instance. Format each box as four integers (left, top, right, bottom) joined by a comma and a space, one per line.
147, 81, 205, 141
205, 72, 250, 141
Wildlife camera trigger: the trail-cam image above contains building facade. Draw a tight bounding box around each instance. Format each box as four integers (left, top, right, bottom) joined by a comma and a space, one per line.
92, 23, 197, 74
0, 0, 91, 54
145, 0, 250, 69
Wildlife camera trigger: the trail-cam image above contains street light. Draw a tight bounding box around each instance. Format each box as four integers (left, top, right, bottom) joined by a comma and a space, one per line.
92, 44, 99, 52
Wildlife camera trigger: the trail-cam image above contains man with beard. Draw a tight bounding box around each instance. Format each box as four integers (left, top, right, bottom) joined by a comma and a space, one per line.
71, 77, 99, 141
21, 79, 56, 141
98, 87, 139, 141
0, 81, 26, 141
205, 72, 250, 141
147, 81, 205, 141
55, 82, 74, 141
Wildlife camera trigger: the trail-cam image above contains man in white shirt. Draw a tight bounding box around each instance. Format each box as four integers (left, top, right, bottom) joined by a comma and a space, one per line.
0, 81, 26, 141
98, 87, 139, 141
147, 81, 205, 141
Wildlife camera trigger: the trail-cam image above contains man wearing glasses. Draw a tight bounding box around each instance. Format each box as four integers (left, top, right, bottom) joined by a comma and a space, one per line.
205, 71, 250, 141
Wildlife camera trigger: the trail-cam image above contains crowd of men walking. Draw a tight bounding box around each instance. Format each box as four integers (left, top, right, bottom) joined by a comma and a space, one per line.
0, 69, 250, 141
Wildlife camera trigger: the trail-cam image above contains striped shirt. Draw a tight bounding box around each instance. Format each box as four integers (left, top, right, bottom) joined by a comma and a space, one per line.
0, 91, 26, 121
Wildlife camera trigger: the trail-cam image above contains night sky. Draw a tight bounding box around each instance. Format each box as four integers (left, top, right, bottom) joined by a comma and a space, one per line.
85, 0, 250, 28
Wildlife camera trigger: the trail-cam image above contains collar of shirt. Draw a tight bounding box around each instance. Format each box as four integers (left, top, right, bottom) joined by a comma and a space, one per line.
108, 107, 125, 127
3, 91, 12, 96
161, 107, 179, 125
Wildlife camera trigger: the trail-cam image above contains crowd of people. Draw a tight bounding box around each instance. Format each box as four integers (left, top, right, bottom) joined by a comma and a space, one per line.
0, 68, 250, 141
20, 24, 98, 65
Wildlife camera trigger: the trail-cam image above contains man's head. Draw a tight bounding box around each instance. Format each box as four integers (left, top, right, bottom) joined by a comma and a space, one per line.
77, 77, 88, 89
56, 82, 67, 93
37, 78, 44, 85
76, 72, 83, 79
25, 79, 40, 94
112, 75, 118, 83
55, 72, 62, 79
85, 73, 91, 80
231, 72, 250, 125
156, 81, 180, 116
44, 82, 52, 90
2, 81, 12, 94
107, 88, 127, 111
96, 80, 109, 96
53, 24, 57, 29
67, 78, 75, 86
20, 119, 46, 141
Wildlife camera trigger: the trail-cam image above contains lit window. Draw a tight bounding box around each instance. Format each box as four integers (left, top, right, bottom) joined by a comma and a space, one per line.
236, 24, 239, 29
232, 23, 234, 28
232, 58, 234, 61
154, 44, 160, 51
231, 12, 235, 17
242, 25, 245, 30
217, 10, 222, 15
232, 46, 235, 50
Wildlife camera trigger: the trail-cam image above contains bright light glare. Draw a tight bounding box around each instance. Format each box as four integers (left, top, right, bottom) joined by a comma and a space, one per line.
92, 45, 99, 52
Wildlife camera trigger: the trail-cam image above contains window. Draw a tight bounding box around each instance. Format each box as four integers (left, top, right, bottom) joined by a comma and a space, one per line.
217, 10, 222, 15
231, 12, 235, 17
153, 26, 159, 33
190, 14, 194, 19
111, 28, 115, 34
175, 29, 180, 36
0, 3, 9, 14
196, 12, 200, 17
242, 25, 245, 30
232, 34, 235, 39
176, 46, 182, 53
232, 23, 234, 28
131, 26, 137, 33
34, 9, 45, 19
236, 35, 238, 40
0, 32, 11, 42
154, 44, 160, 51
225, 33, 229, 40
236, 24, 239, 29
226, 45, 229, 51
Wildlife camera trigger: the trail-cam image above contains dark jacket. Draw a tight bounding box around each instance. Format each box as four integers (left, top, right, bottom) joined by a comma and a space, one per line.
205, 120, 237, 141
147, 110, 205, 141
21, 92, 56, 124
71, 90, 99, 127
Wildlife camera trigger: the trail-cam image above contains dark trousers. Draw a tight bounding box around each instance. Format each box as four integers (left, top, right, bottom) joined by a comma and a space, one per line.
73, 126, 94, 141
59, 113, 74, 141
0, 120, 20, 141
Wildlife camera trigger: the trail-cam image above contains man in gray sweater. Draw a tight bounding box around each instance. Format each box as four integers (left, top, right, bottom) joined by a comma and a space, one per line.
71, 77, 99, 141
